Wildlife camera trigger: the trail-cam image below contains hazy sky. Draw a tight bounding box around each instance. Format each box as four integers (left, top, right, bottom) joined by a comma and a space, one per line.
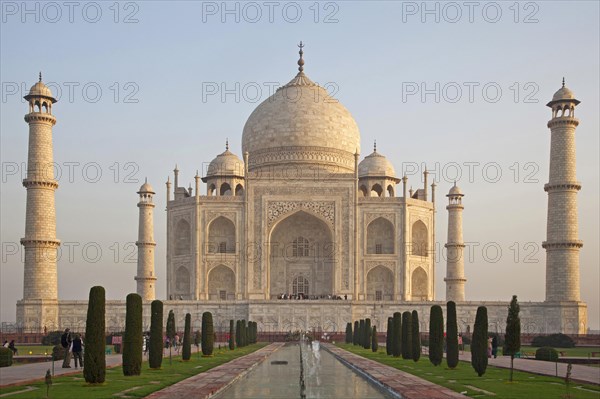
1, 1, 598, 329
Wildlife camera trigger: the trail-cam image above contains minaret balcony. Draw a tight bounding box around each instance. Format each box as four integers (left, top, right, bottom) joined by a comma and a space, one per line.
543, 182, 582, 192
542, 240, 583, 249
24, 113, 56, 125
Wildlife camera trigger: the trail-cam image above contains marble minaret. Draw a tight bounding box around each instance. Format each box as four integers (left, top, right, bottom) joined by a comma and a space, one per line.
444, 183, 466, 302
135, 179, 157, 300
543, 79, 582, 302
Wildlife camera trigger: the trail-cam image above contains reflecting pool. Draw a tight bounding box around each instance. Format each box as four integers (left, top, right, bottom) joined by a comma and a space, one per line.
215, 342, 397, 399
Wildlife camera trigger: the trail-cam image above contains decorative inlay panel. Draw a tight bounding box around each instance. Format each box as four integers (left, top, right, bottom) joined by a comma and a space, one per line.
267, 201, 334, 228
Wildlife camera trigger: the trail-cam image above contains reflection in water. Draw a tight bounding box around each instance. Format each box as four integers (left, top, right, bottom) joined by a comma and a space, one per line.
215, 342, 395, 399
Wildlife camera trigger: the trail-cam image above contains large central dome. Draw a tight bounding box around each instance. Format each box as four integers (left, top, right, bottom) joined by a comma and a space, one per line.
242, 50, 361, 173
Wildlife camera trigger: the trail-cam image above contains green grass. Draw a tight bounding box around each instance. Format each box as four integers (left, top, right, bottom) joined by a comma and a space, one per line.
337, 343, 600, 399
0, 344, 265, 398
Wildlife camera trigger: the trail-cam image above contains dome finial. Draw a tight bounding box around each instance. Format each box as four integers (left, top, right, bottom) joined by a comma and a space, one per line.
225, 138, 229, 151
562, 77, 565, 88
39, 72, 42, 82
373, 140, 377, 152
297, 41, 305, 73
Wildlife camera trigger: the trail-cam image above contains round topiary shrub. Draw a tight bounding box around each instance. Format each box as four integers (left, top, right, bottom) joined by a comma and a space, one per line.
51, 344, 65, 361
532, 334, 575, 348
0, 347, 13, 367
535, 347, 559, 362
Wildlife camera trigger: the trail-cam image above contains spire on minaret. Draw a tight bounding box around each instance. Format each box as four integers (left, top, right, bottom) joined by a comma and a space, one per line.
226, 138, 229, 151
562, 77, 565, 88
39, 72, 42, 82
297, 41, 305, 73
373, 140, 377, 153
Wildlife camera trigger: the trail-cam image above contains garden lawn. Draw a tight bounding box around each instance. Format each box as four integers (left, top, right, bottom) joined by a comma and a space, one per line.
337, 343, 600, 399
9, 346, 54, 356
0, 343, 265, 399
461, 345, 599, 358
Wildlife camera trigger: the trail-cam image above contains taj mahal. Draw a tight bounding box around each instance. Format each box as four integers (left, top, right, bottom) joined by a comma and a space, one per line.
16, 45, 587, 335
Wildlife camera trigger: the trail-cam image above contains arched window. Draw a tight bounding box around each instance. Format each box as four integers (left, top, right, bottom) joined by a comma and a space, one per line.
387, 185, 394, 197
292, 236, 309, 257
175, 219, 191, 256
411, 267, 428, 300
175, 266, 190, 293
208, 216, 235, 253
371, 184, 383, 197
411, 220, 428, 257
220, 182, 232, 196
367, 217, 394, 254
235, 184, 244, 196
292, 276, 309, 295
359, 185, 368, 197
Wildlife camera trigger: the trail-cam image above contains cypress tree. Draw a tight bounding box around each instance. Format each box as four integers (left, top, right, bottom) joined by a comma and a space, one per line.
392, 312, 402, 357
235, 320, 241, 348
429, 305, 444, 366
505, 296, 521, 382
411, 310, 421, 362
83, 286, 106, 384
149, 300, 163, 369
386, 317, 393, 356
353, 321, 359, 345
471, 306, 488, 377
229, 320, 235, 350
241, 320, 247, 347
182, 313, 192, 361
364, 318, 372, 349
166, 310, 176, 364
401, 311, 412, 360
123, 293, 143, 376
345, 322, 352, 344
359, 319, 365, 348
371, 325, 378, 352
446, 301, 459, 369
201, 312, 214, 356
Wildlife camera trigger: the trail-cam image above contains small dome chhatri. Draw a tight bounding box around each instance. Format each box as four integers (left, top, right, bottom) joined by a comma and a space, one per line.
24, 72, 56, 103
548, 77, 580, 107
358, 142, 396, 178
138, 178, 155, 194
448, 182, 463, 197
206, 140, 245, 178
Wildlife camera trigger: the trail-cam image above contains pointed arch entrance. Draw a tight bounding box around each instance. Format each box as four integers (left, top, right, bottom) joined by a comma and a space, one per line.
269, 211, 334, 298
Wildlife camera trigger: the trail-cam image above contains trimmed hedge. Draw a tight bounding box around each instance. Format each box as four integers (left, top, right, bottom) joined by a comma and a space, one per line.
229, 320, 235, 350
471, 306, 488, 377
84, 286, 106, 384
386, 317, 393, 356
201, 312, 214, 356
531, 333, 574, 348
411, 310, 421, 362
401, 311, 412, 360
535, 347, 559, 362
182, 313, 192, 361
42, 331, 62, 346
392, 312, 402, 357
346, 322, 352, 344
364, 318, 372, 349
429, 305, 443, 366
123, 293, 143, 376
353, 321, 359, 345
371, 325, 378, 352
446, 301, 459, 369
149, 300, 163, 369
0, 347, 13, 367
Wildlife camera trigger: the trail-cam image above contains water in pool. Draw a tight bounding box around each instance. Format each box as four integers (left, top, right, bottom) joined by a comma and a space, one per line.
215, 342, 397, 399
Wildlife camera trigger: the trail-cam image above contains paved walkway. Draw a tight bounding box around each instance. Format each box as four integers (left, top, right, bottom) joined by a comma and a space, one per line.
0, 347, 196, 388
146, 343, 284, 399
457, 351, 600, 385
324, 344, 467, 399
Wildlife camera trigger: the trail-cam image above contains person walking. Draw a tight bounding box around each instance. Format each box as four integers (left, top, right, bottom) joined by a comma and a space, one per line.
491, 335, 498, 359
487, 336, 493, 358
8, 340, 18, 356
71, 334, 84, 369
61, 328, 72, 368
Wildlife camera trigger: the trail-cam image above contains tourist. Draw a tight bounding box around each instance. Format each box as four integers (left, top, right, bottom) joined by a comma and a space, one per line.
2, 340, 7, 348
8, 340, 17, 355
491, 335, 498, 359
61, 328, 72, 368
174, 333, 180, 353
71, 334, 84, 368
487, 337, 493, 358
